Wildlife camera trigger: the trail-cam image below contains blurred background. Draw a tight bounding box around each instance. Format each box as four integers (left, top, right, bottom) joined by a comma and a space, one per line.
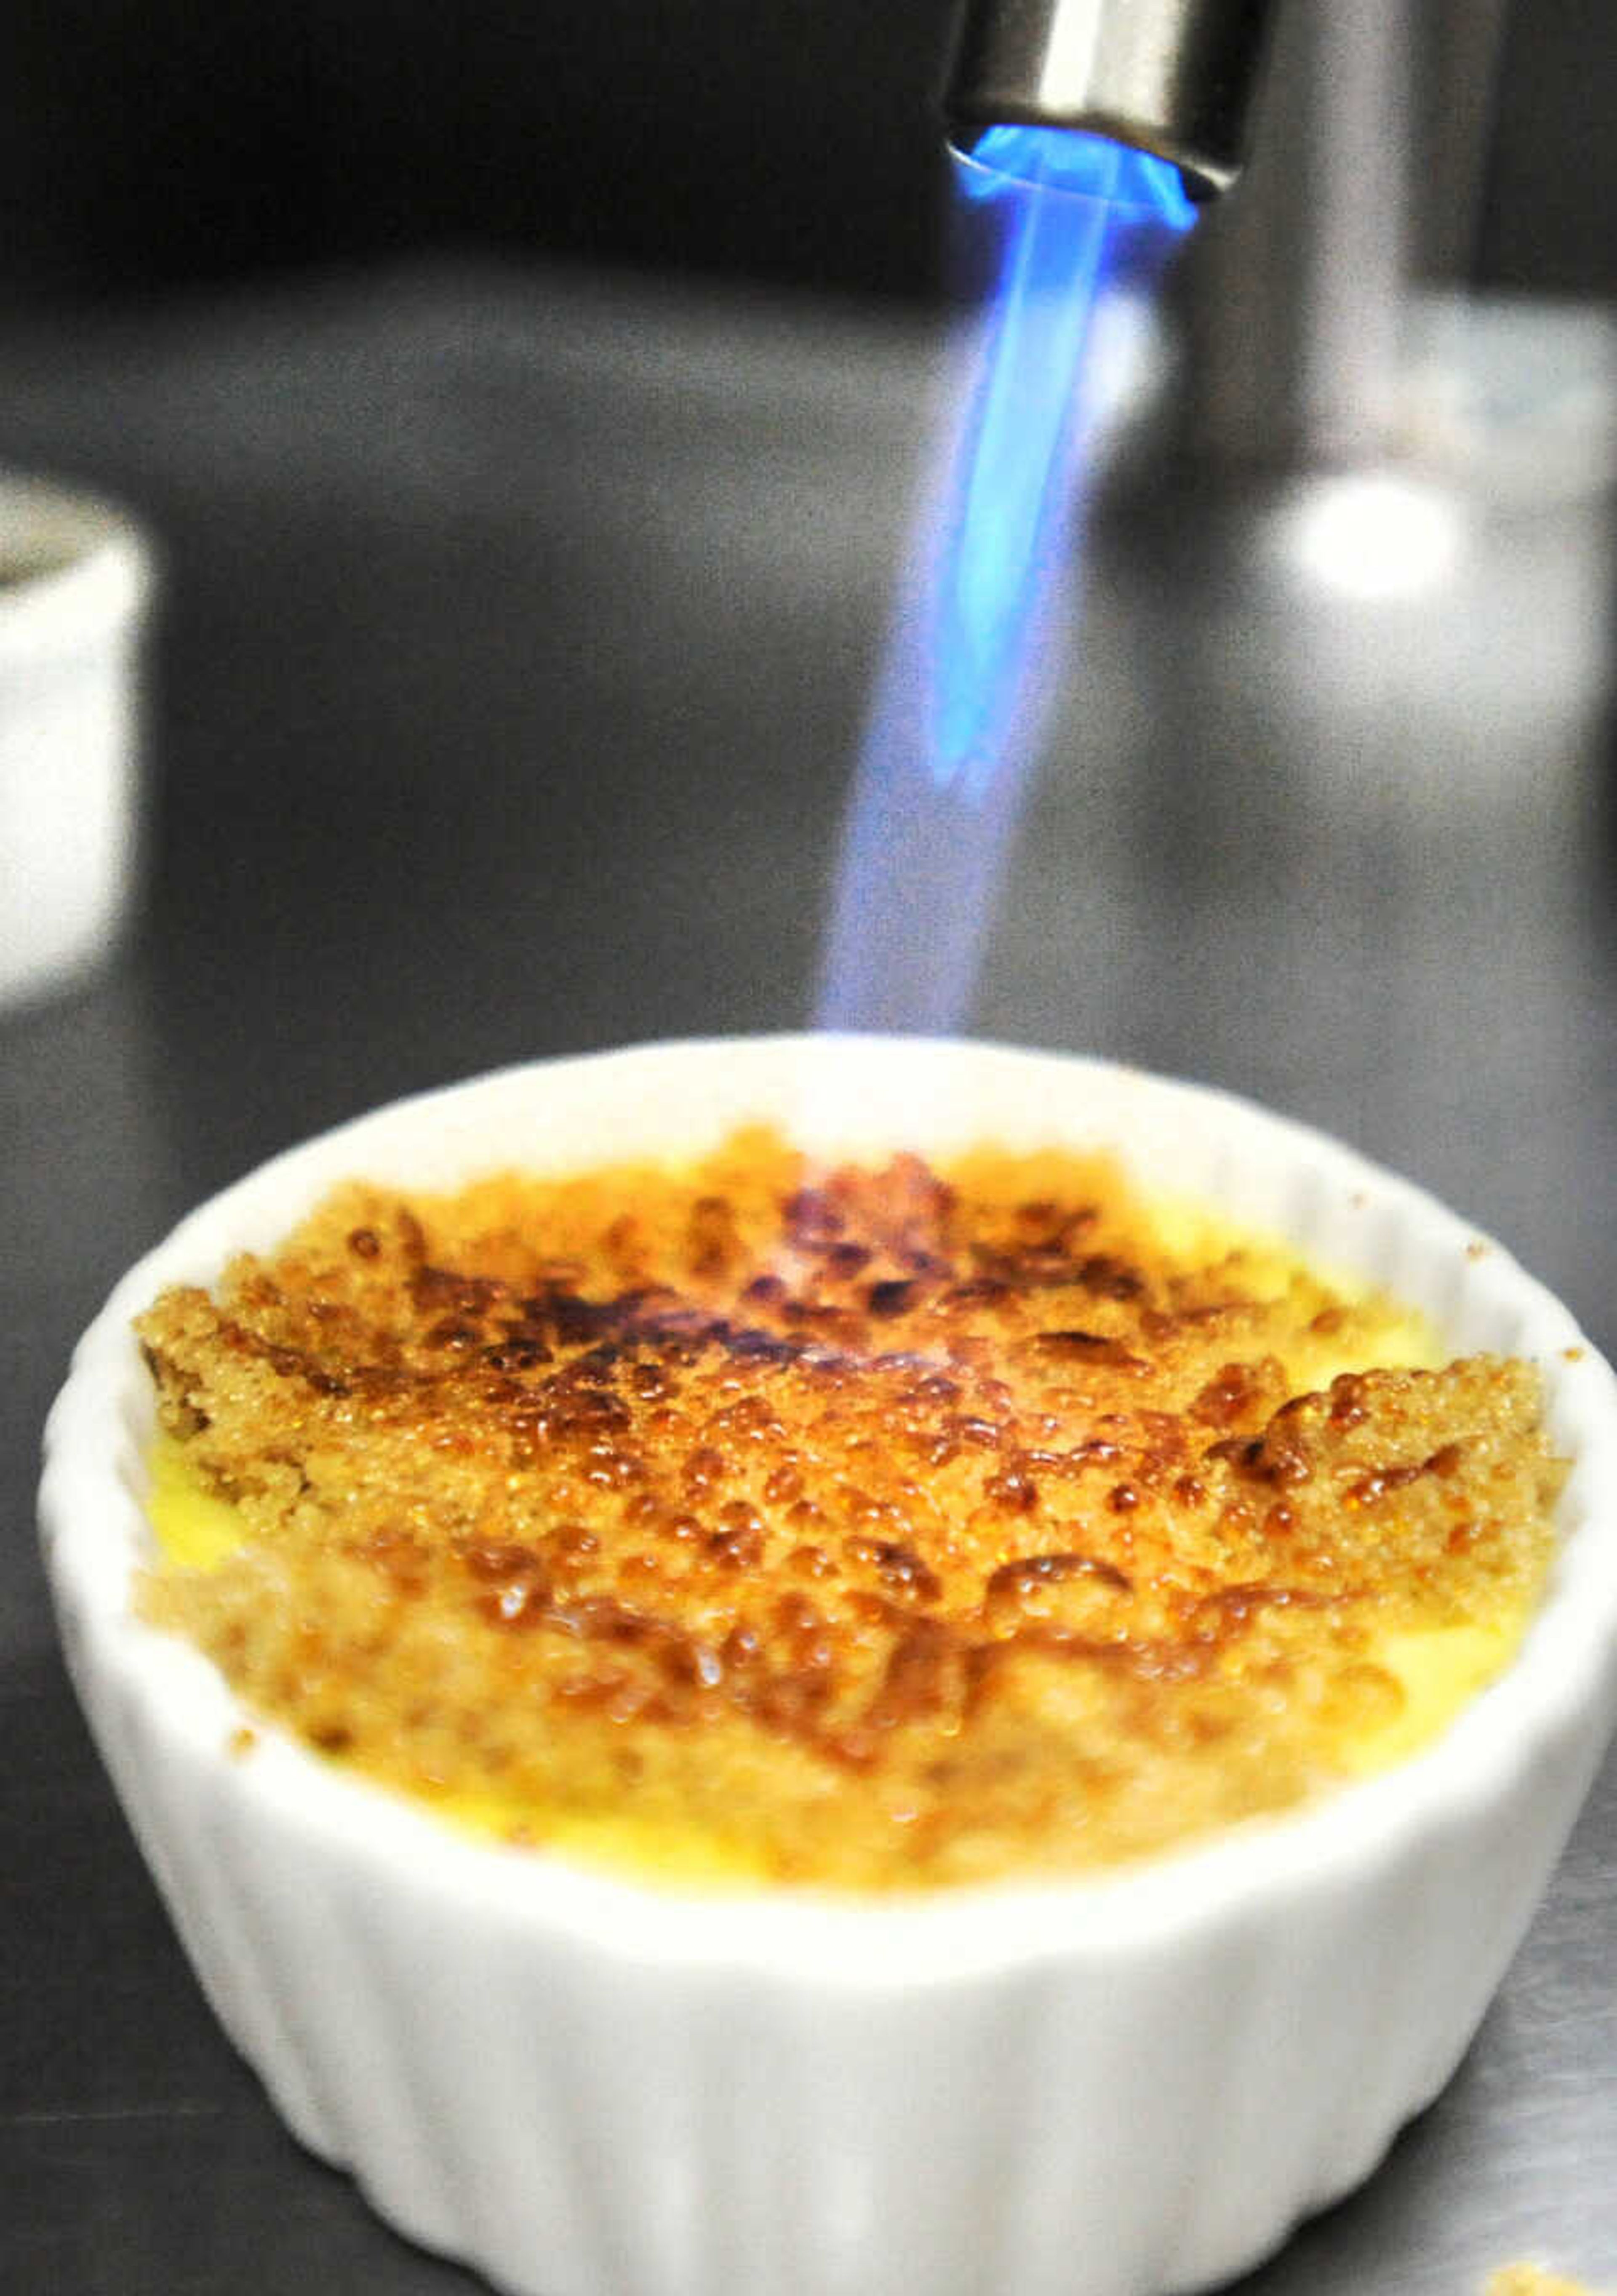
0, 0, 1612, 306
3, 3, 1615, 2291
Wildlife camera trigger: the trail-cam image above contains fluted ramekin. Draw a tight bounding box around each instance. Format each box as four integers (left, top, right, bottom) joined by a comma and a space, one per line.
40, 1036, 1617, 2296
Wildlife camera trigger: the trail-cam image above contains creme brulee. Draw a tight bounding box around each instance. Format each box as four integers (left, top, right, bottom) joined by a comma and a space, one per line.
136, 1128, 1562, 1889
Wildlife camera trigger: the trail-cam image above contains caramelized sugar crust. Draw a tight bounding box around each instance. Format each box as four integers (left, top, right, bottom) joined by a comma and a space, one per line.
136, 1129, 1562, 1886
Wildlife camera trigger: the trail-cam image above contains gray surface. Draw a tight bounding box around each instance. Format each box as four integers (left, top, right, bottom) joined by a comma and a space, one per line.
2, 261, 1614, 2291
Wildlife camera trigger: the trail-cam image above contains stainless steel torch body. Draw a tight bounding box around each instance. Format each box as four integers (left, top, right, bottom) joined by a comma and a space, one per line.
945, 0, 1278, 191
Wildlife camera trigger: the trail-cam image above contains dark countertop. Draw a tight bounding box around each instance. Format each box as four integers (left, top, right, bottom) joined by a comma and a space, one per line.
3, 261, 1614, 2293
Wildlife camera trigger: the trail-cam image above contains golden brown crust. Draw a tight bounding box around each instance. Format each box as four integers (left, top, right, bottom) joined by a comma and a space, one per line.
137, 1128, 1563, 1887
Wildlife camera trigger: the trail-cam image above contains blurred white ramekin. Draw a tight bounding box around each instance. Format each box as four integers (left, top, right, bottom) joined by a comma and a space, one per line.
0, 471, 155, 1009
40, 1037, 1617, 2296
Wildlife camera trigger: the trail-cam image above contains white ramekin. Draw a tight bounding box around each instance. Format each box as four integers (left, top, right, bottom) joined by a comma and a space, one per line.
0, 471, 155, 1009
40, 1037, 1617, 2296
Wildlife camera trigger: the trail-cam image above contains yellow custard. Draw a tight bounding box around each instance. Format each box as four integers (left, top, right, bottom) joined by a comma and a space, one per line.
148, 1434, 244, 1571
1488, 2272, 1609, 2296
137, 1128, 1562, 1890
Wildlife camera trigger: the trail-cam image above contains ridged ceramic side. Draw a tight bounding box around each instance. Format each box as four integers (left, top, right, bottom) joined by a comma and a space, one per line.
40, 1036, 1617, 2296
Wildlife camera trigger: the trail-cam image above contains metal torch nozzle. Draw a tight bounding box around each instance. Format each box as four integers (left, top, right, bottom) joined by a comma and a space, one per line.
945, 0, 1279, 193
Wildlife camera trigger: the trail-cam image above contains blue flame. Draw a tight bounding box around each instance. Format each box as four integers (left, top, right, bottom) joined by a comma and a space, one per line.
815, 129, 1195, 1035
930, 130, 1195, 792
956, 125, 1197, 221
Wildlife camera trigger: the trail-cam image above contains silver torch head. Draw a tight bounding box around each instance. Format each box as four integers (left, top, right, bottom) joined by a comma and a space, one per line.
945, 0, 1279, 194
